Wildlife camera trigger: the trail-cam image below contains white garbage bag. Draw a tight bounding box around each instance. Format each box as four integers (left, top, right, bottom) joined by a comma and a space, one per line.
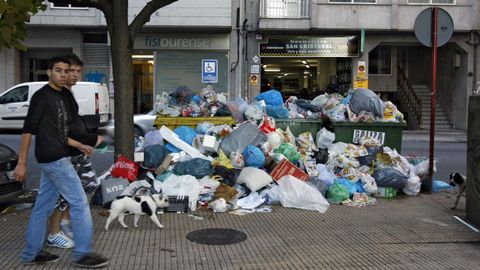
277, 175, 330, 213
316, 128, 336, 149
236, 167, 273, 192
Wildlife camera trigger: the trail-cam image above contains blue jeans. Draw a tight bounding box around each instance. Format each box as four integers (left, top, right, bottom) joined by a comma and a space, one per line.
21, 157, 93, 262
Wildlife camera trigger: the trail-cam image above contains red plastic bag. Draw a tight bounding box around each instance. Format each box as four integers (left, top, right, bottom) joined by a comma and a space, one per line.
259, 116, 276, 134
111, 155, 139, 182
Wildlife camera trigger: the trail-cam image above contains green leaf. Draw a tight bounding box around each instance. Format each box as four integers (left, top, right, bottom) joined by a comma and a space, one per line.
1, 26, 12, 42
0, 0, 44, 50
0, 2, 7, 13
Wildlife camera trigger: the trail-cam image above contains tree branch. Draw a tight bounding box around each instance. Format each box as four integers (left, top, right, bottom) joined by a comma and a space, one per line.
128, 0, 177, 42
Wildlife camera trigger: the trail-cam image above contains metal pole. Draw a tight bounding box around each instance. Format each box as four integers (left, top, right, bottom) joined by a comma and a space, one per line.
428, 7, 438, 193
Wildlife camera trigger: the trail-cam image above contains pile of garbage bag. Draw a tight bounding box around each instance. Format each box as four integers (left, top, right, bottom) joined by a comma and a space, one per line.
95, 92, 436, 215
155, 86, 404, 124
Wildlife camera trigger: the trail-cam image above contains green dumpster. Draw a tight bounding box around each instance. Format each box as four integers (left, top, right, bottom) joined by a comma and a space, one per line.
331, 121, 407, 152
274, 118, 322, 136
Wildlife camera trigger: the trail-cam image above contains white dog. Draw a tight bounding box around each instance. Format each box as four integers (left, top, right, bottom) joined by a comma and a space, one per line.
449, 172, 467, 210
105, 194, 169, 231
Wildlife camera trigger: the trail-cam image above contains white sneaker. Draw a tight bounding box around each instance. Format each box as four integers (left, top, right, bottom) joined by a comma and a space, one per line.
47, 231, 75, 249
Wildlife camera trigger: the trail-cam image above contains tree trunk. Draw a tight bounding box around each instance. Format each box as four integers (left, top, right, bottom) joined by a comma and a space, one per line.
109, 0, 134, 160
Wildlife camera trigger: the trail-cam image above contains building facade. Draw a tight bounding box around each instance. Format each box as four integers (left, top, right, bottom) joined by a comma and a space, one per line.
252, 0, 480, 130
0, 0, 478, 130
0, 0, 233, 114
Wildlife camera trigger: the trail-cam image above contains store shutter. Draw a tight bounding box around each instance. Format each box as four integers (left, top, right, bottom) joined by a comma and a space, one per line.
82, 43, 109, 66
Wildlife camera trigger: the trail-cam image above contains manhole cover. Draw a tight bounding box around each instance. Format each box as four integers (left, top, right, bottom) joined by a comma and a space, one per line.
186, 228, 247, 245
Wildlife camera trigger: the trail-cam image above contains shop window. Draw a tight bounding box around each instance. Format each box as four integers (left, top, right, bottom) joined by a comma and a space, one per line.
407, 0, 455, 4
328, 0, 376, 3
368, 46, 392, 75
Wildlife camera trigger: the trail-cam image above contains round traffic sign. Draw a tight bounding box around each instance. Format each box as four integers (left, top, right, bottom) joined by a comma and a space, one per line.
414, 7, 454, 47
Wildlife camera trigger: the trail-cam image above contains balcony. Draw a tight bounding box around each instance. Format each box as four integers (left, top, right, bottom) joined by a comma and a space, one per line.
259, 0, 311, 30
260, 0, 310, 19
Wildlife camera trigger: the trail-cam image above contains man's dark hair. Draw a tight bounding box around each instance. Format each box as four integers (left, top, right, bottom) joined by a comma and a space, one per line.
47, 57, 70, 70
64, 53, 84, 67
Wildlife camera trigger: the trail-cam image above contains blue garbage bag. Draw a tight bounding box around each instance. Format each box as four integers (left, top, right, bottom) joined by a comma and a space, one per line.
242, 145, 265, 168
335, 178, 357, 197
266, 105, 289, 118
432, 180, 453, 193
255, 90, 284, 106
165, 126, 197, 153
355, 180, 366, 193
143, 144, 167, 169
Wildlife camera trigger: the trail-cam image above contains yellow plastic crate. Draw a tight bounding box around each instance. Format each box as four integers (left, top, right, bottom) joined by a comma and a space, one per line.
155, 116, 236, 130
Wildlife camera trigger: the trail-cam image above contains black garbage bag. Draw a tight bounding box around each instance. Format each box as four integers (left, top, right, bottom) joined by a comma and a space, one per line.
313, 149, 329, 164
372, 168, 408, 189
213, 165, 241, 187
357, 147, 383, 167
213, 103, 232, 116
169, 86, 193, 105
294, 99, 322, 112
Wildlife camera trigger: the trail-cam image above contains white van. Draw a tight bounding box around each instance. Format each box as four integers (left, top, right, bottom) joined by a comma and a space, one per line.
0, 81, 110, 129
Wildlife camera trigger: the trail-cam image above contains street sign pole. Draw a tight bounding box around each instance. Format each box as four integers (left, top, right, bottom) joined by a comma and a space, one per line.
428, 7, 438, 194
414, 7, 453, 193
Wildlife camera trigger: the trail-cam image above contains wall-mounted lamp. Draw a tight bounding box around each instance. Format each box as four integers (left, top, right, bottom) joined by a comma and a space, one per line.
265, 68, 280, 72
301, 60, 307, 64
132, 55, 154, 59
305, 64, 310, 69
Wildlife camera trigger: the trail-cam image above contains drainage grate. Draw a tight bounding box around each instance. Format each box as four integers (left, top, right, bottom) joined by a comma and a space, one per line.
186, 228, 247, 245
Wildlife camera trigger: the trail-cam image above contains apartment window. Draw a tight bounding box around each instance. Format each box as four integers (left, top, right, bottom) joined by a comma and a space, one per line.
369, 46, 392, 75
329, 0, 376, 3
407, 0, 455, 4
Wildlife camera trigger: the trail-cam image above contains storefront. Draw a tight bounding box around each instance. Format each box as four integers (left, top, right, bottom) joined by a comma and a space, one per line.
259, 35, 359, 99
133, 33, 230, 113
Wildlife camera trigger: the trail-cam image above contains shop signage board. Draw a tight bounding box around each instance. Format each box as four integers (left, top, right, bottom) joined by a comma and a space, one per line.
250, 64, 260, 74
357, 61, 366, 78
250, 74, 258, 85
202, 59, 218, 83
259, 35, 359, 57
353, 77, 368, 89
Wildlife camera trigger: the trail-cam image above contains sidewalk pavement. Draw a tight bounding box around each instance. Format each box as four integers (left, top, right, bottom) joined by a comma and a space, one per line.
1, 189, 479, 270
0, 128, 476, 270
403, 129, 467, 143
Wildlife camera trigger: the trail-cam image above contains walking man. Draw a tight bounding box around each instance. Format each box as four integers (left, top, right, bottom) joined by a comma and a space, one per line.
46, 54, 103, 249
13, 57, 109, 268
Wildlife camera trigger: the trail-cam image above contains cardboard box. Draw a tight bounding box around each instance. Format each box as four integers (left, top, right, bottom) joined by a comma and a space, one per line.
270, 159, 309, 182
155, 154, 173, 175
202, 135, 219, 152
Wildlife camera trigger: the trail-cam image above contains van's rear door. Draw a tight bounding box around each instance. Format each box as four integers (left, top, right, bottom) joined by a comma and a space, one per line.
0, 85, 30, 129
